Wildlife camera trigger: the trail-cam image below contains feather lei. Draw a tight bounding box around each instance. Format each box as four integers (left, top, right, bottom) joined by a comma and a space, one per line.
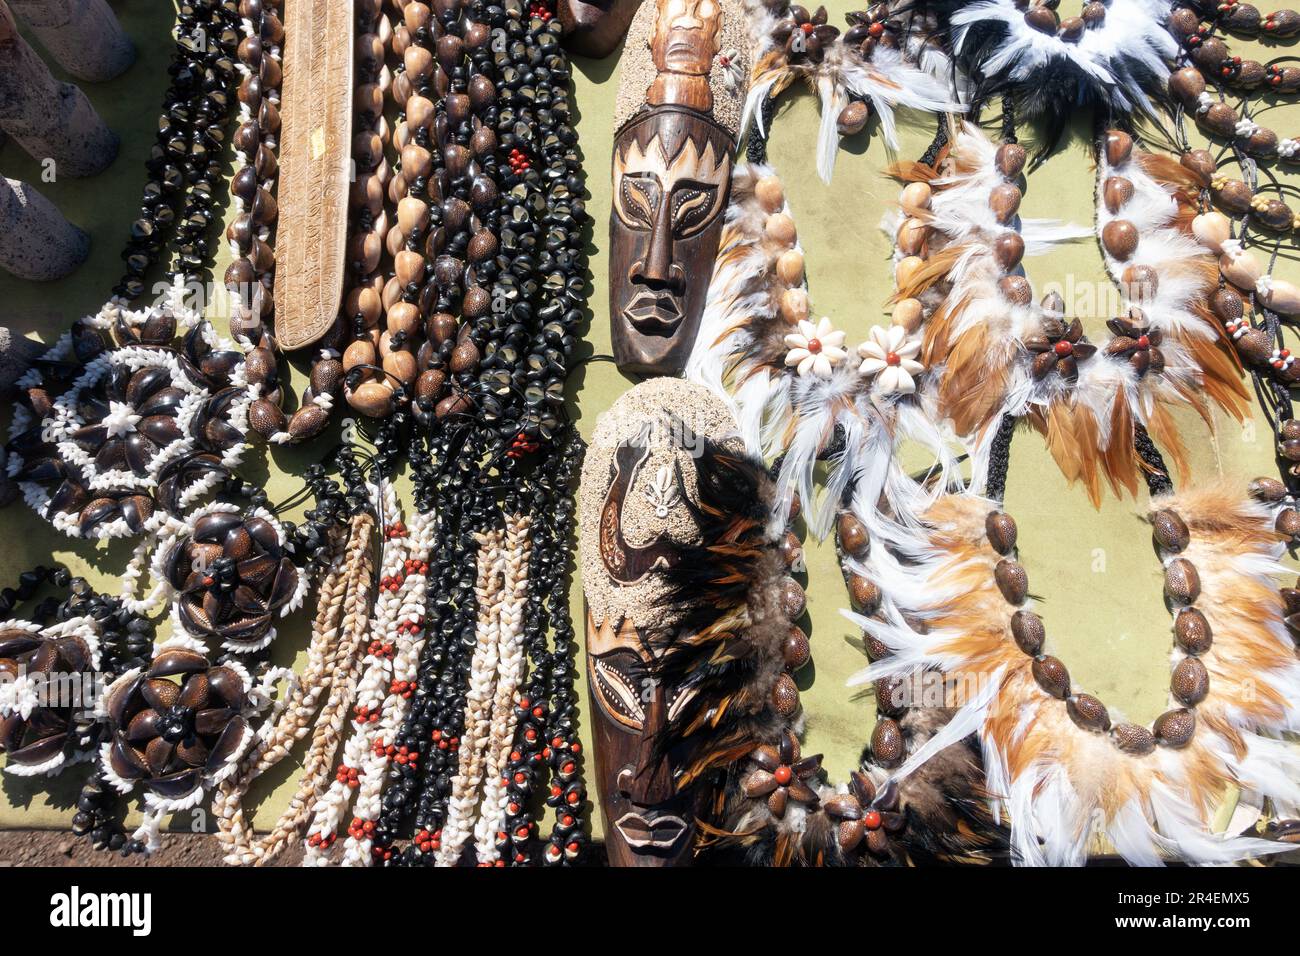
739, 0, 965, 182
849, 483, 1300, 865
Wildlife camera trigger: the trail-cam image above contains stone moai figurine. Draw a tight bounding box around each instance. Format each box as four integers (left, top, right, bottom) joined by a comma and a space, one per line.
0, 176, 90, 281
0, 0, 119, 177
7, 0, 135, 82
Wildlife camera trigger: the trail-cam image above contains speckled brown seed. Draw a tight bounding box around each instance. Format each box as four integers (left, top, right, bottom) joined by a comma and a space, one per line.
779, 530, 803, 568
1151, 509, 1190, 553
985, 511, 1018, 554
1174, 607, 1213, 655
850, 574, 881, 614
783, 625, 810, 670
1163, 558, 1201, 606
993, 232, 1025, 272
1101, 220, 1139, 260
249, 398, 286, 436
1104, 129, 1133, 167
781, 577, 807, 618
1102, 176, 1134, 214
989, 183, 1022, 224
871, 717, 904, 767
1153, 708, 1196, 747
1171, 657, 1210, 706
1011, 609, 1045, 656
1066, 693, 1111, 732
1112, 722, 1156, 755
1276, 508, 1300, 539
838, 512, 869, 558
1032, 655, 1071, 699
1179, 149, 1217, 187
875, 676, 908, 717
1248, 476, 1287, 502
287, 403, 329, 439
998, 274, 1033, 305
995, 559, 1029, 605
995, 142, 1027, 178
772, 672, 801, 718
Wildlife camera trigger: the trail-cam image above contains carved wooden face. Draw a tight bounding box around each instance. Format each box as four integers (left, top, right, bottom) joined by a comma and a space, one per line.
609, 109, 732, 376
585, 421, 701, 865
652, 0, 721, 76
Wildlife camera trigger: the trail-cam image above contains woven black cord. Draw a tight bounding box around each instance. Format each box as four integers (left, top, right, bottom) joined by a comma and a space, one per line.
1133, 423, 1174, 497
920, 113, 949, 168
746, 93, 779, 165
1000, 99, 1017, 144
985, 413, 1017, 503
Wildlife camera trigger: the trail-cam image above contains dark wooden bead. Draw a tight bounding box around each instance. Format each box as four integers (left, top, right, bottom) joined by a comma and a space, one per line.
1032, 655, 1071, 699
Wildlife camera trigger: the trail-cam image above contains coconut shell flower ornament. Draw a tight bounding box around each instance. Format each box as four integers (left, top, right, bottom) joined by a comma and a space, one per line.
100, 645, 254, 820
159, 504, 307, 653
0, 617, 103, 776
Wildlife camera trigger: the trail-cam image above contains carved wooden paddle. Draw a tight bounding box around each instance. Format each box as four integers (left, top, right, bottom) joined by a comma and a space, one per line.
273, 0, 354, 351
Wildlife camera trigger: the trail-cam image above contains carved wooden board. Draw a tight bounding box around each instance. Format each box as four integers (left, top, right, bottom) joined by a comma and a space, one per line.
273, 0, 354, 351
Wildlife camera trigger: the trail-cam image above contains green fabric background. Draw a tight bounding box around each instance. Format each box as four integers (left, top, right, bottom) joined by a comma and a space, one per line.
0, 1, 1294, 844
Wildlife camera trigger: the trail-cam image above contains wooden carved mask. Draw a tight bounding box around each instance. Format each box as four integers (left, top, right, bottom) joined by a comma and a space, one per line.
579, 379, 739, 865
608, 0, 747, 376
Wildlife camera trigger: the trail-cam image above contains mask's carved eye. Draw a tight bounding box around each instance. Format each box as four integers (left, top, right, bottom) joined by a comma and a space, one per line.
616, 172, 662, 231
670, 180, 721, 238
593, 651, 647, 730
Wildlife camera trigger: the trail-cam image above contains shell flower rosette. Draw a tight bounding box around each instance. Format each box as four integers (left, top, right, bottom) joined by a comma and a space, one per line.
99, 645, 255, 812
857, 324, 924, 396
0, 617, 103, 777
157, 503, 308, 654
784, 317, 848, 379
6, 280, 253, 540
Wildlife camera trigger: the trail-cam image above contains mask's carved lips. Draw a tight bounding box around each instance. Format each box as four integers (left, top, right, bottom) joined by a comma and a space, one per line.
624, 291, 683, 337
615, 811, 689, 849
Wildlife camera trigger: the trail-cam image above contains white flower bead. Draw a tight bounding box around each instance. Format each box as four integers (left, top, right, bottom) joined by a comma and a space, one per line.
783, 317, 847, 379
857, 324, 925, 395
